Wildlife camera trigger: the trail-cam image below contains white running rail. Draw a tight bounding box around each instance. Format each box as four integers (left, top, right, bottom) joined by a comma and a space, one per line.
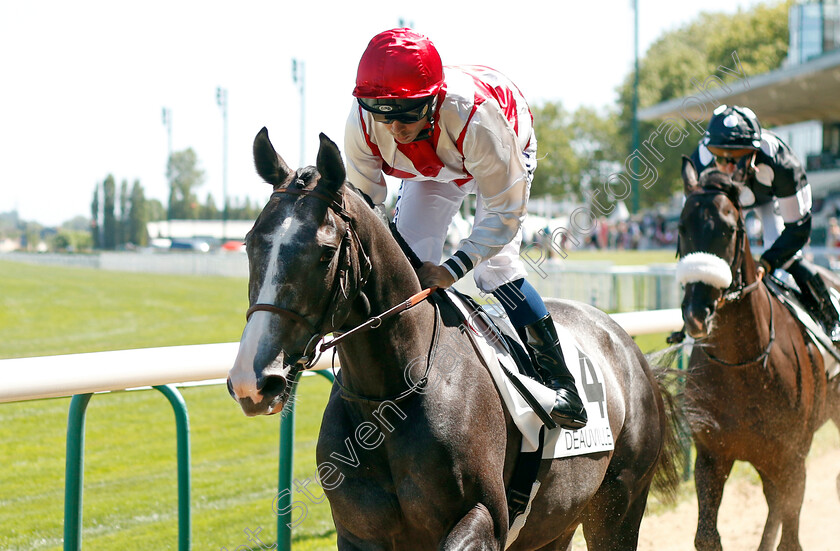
0, 308, 684, 404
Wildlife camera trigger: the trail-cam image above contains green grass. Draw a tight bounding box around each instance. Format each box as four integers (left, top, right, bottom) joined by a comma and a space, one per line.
0, 260, 337, 550
0, 379, 337, 550
0, 260, 248, 358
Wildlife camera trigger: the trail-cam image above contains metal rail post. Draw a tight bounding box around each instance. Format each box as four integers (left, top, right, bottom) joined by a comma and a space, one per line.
276, 370, 335, 550
276, 373, 298, 551
154, 384, 192, 550
63, 386, 191, 550
64, 393, 92, 551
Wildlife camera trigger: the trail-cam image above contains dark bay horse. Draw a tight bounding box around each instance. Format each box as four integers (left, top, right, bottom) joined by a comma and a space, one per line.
676, 158, 840, 551
227, 127, 683, 550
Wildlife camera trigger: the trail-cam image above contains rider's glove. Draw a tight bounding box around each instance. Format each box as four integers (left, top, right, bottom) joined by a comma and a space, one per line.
757, 256, 773, 278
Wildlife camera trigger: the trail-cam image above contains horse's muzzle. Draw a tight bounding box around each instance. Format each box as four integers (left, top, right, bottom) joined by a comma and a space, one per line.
227, 375, 288, 416
681, 282, 721, 339
683, 303, 714, 339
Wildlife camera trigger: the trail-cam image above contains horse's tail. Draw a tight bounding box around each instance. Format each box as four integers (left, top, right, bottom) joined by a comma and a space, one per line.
646, 345, 690, 503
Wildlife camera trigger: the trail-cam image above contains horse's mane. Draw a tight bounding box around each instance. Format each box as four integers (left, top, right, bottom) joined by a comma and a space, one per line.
343, 180, 424, 270
345, 182, 391, 227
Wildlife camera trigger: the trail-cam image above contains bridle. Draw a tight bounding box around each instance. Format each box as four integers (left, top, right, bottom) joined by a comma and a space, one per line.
244, 186, 438, 390
681, 186, 775, 367
683, 187, 762, 305
245, 186, 372, 367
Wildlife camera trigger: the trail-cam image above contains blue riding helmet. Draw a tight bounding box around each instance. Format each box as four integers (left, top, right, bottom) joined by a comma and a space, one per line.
705, 105, 762, 150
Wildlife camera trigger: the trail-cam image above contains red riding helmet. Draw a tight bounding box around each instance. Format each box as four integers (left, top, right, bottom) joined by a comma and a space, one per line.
353, 28, 444, 104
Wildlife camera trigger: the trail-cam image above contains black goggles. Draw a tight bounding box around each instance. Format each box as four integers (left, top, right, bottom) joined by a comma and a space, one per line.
716, 155, 741, 165
358, 97, 434, 124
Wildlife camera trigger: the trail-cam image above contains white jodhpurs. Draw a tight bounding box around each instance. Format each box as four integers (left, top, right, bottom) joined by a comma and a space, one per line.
393, 179, 528, 293
753, 201, 784, 249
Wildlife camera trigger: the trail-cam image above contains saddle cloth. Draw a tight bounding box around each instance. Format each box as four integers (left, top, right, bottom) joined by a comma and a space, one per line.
764, 278, 840, 380
440, 289, 616, 459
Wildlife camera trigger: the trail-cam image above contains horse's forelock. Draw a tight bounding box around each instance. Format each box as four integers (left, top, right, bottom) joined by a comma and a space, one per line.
287, 166, 319, 190
694, 169, 742, 209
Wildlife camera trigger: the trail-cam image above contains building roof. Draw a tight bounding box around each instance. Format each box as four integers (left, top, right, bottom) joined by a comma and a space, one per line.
638, 49, 840, 126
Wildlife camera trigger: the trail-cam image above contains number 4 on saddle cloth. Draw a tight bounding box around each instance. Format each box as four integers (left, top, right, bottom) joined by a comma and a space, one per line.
433, 287, 616, 458
432, 287, 616, 536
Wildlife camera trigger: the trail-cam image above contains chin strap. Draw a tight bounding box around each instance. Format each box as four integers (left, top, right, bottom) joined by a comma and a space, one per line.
412, 121, 434, 142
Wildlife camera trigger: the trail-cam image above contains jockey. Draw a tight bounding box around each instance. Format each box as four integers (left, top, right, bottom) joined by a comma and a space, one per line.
690, 104, 840, 342
344, 28, 587, 429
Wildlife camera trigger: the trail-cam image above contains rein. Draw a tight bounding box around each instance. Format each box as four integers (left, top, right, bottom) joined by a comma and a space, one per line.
332, 299, 441, 405
702, 281, 776, 369
320, 286, 437, 351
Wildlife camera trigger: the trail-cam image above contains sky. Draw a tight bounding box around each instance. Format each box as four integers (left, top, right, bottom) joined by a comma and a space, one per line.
0, 0, 769, 227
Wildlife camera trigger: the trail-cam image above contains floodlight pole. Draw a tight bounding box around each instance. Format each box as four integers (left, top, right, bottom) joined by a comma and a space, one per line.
162, 107, 173, 222
631, 0, 641, 213
162, 107, 173, 158
292, 59, 305, 166
216, 87, 229, 239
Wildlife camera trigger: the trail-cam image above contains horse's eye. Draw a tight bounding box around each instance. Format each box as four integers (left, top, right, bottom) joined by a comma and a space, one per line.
320, 248, 337, 263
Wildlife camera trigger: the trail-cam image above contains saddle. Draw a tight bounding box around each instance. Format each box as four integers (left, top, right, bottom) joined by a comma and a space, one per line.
433, 288, 536, 378
764, 274, 840, 378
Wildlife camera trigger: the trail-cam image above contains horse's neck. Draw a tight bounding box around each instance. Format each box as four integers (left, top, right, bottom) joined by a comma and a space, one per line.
337, 202, 437, 398
711, 242, 771, 357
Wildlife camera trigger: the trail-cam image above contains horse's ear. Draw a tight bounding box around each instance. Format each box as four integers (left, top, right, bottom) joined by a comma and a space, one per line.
253, 127, 293, 188
316, 133, 346, 194
681, 156, 699, 195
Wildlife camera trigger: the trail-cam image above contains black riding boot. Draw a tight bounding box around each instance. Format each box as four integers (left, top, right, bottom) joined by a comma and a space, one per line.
790, 261, 840, 343
805, 273, 840, 343
518, 314, 588, 429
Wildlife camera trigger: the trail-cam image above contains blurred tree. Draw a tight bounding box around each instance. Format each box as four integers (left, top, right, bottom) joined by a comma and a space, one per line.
166, 148, 205, 219
50, 230, 93, 252
147, 199, 166, 222
61, 216, 91, 232
90, 185, 100, 249
51, 232, 71, 251
531, 101, 579, 198
23, 222, 42, 252
118, 180, 129, 247
531, 102, 623, 202
614, 0, 791, 209
570, 106, 623, 197
127, 180, 148, 247
102, 175, 117, 250
200, 193, 219, 219
227, 196, 262, 221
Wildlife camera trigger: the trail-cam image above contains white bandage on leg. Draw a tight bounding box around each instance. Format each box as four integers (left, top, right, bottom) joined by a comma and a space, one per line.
676, 252, 733, 289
